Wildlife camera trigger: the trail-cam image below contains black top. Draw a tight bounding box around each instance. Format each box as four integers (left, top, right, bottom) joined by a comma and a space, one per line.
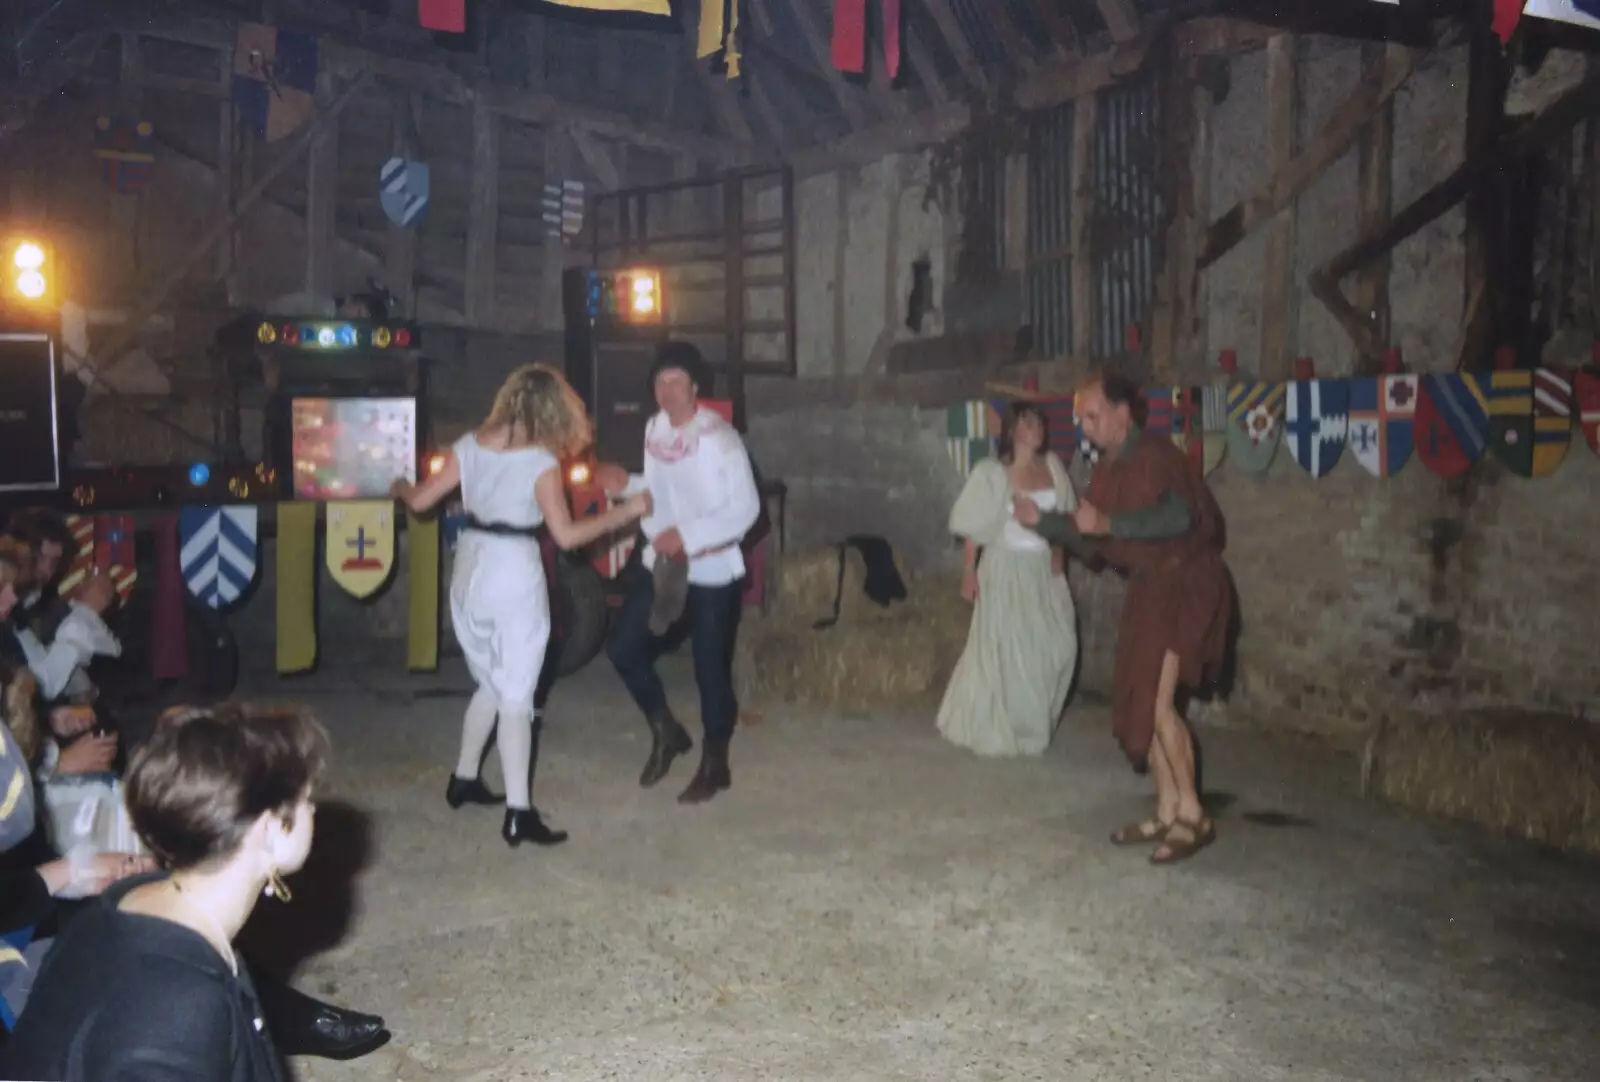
0, 872, 285, 1082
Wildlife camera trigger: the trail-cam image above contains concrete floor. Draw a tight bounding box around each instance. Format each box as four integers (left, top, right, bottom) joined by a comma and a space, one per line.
239, 653, 1600, 1082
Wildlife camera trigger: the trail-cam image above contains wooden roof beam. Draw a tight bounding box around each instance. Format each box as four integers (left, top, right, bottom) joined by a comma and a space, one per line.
753, 0, 873, 129
925, 0, 989, 98
1095, 0, 1141, 44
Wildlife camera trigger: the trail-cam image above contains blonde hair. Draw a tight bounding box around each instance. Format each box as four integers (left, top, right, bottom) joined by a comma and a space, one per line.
483, 363, 592, 459
1, 661, 40, 764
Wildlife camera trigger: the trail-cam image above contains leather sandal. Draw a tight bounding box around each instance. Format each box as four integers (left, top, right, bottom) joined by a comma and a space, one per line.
1149, 817, 1215, 865
1110, 819, 1172, 846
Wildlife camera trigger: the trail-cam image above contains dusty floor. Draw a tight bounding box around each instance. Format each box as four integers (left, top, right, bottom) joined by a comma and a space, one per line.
238, 653, 1600, 1082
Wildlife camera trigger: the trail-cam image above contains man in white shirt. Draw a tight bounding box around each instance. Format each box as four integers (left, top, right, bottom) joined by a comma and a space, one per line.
605, 342, 761, 804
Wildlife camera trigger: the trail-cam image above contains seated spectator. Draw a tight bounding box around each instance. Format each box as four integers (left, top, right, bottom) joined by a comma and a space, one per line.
1, 702, 327, 1080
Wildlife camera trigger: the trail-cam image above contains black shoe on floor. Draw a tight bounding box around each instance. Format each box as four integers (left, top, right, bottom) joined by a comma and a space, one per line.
677, 740, 731, 805
445, 774, 503, 809
502, 807, 569, 847
640, 707, 693, 788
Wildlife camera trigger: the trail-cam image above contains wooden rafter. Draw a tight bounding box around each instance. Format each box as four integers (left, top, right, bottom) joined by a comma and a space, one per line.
1197, 43, 1419, 269
906, 27, 950, 106
1030, 0, 1079, 57
110, 5, 747, 165
991, 5, 1038, 74
924, 0, 988, 98
1095, 0, 1141, 44
756, 0, 872, 129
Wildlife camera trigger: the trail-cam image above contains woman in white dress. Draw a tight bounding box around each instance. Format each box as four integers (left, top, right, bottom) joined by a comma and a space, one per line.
393, 364, 650, 848
937, 403, 1080, 757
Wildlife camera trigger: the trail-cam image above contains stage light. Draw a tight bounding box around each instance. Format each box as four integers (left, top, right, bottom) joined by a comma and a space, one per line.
257, 322, 277, 344
393, 327, 412, 348
336, 323, 357, 348
300, 324, 316, 345
189, 463, 210, 486
4, 236, 52, 304
568, 462, 591, 485
619, 268, 661, 322
317, 325, 336, 348
13, 242, 44, 271
281, 324, 300, 345
427, 452, 447, 476
373, 326, 392, 348
16, 271, 46, 299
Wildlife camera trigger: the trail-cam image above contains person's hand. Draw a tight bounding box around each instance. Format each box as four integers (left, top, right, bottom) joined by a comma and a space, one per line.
58, 731, 118, 775
624, 490, 653, 519
389, 477, 414, 503
72, 569, 115, 615
95, 852, 157, 887
49, 704, 97, 739
1011, 495, 1041, 527
594, 463, 630, 496
960, 567, 979, 603
1073, 501, 1110, 536
653, 527, 685, 558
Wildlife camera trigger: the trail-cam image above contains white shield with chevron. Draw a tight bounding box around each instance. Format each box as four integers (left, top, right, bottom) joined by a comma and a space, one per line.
179, 507, 259, 609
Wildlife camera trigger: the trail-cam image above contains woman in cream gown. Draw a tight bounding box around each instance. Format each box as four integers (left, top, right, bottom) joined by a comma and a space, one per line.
937, 403, 1080, 757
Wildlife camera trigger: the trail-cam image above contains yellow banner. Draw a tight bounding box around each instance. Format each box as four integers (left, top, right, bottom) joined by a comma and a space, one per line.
407, 509, 440, 672
326, 500, 395, 599
276, 502, 318, 674
697, 0, 724, 59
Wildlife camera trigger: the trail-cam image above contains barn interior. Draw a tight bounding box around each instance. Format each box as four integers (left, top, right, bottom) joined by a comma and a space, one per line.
4, 0, 1600, 1079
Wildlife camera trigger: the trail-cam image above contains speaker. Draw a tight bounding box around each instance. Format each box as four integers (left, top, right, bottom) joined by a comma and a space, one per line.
0, 333, 61, 492
590, 339, 657, 474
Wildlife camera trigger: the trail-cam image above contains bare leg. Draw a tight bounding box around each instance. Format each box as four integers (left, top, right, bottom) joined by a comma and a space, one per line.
1147, 729, 1181, 826
1152, 649, 1211, 862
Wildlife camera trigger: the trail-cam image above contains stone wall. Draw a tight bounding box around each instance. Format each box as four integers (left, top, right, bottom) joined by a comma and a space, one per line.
746, 35, 1600, 738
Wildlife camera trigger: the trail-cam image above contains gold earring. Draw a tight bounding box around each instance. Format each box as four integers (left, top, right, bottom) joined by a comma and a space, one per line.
264, 868, 292, 903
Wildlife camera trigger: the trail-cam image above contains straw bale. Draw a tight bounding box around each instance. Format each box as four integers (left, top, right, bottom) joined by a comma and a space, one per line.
1361, 710, 1600, 853
736, 562, 972, 711
774, 547, 872, 624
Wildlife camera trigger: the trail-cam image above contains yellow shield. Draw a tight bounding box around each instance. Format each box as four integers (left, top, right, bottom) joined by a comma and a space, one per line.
325, 500, 396, 599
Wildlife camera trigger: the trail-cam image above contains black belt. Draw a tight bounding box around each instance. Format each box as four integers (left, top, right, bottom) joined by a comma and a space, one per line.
464, 515, 540, 538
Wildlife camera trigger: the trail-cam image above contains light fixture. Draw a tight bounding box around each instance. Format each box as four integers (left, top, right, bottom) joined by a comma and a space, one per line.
13, 242, 44, 271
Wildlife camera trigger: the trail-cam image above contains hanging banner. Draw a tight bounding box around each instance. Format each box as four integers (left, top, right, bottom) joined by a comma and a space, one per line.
326, 501, 395, 599
231, 23, 318, 143
92, 514, 138, 605
1576, 368, 1600, 456
832, 0, 868, 74
1200, 382, 1229, 476
542, 0, 671, 13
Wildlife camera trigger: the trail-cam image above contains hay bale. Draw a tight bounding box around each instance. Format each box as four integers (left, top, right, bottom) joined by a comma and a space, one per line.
775, 547, 870, 624
736, 570, 972, 711
1363, 710, 1600, 853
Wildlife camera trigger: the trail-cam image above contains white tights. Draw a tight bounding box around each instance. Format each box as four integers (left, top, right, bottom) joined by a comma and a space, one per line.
454, 687, 535, 810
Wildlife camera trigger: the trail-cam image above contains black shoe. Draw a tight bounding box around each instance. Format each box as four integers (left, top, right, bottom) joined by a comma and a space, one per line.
445, 774, 502, 809
502, 807, 569, 847
677, 740, 731, 805
639, 707, 693, 788
263, 990, 390, 1061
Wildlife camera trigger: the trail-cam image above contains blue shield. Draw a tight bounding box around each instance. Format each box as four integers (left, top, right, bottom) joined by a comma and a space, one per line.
380, 158, 430, 227
179, 507, 259, 609
1284, 379, 1350, 478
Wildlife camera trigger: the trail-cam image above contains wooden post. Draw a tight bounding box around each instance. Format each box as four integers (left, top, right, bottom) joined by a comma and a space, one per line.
1186, 67, 1215, 372
111, 34, 145, 295
304, 72, 341, 298
724, 171, 747, 430
1259, 33, 1298, 380
539, 126, 572, 335
216, 45, 241, 302
466, 89, 500, 328
385, 90, 420, 319
1070, 93, 1096, 360
1150, 52, 1196, 383
1351, 42, 1397, 373
92, 73, 370, 378
1464, 2, 1508, 369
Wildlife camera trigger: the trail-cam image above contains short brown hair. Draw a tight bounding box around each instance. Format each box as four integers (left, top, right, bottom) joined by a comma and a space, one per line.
125, 703, 329, 871
3, 508, 73, 559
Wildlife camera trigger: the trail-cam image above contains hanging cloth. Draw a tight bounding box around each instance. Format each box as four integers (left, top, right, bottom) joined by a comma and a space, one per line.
832, 0, 868, 74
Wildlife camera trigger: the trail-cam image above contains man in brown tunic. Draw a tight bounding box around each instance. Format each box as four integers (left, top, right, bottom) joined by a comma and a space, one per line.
1013, 373, 1231, 864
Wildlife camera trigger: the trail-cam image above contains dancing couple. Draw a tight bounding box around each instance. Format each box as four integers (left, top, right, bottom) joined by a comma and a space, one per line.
392, 342, 760, 847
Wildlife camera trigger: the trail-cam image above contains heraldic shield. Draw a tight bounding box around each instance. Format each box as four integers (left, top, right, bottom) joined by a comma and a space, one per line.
1145, 387, 1204, 475
327, 501, 396, 599
1200, 382, 1229, 475
180, 507, 259, 610
1415, 373, 1489, 479
380, 157, 430, 228
1531, 368, 1574, 478
93, 116, 155, 195
1224, 379, 1285, 474
1485, 368, 1570, 479
1577, 368, 1600, 457
1346, 374, 1418, 478
1283, 378, 1350, 479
